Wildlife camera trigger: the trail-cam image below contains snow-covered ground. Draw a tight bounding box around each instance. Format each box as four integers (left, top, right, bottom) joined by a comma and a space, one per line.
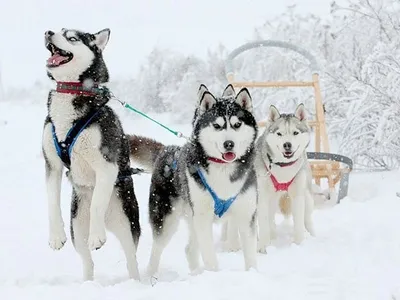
1, 100, 400, 300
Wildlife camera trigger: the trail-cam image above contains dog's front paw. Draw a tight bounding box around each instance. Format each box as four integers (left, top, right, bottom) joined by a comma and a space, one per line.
204, 264, 219, 272
222, 240, 241, 252
88, 230, 107, 251
293, 232, 305, 245
257, 244, 268, 254
49, 229, 67, 250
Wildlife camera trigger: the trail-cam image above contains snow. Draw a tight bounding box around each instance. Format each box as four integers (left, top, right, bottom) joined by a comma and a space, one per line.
1, 100, 400, 300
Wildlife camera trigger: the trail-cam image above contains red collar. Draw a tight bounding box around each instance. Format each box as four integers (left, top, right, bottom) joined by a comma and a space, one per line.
208, 157, 229, 164
269, 173, 295, 192
56, 81, 100, 96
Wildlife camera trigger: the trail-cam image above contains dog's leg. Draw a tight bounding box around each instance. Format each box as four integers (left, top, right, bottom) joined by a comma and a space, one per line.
88, 161, 118, 251
147, 209, 180, 277
185, 217, 200, 274
45, 156, 66, 250
106, 185, 140, 281
256, 181, 271, 253
193, 213, 218, 271
222, 218, 240, 252
220, 221, 228, 243
70, 188, 94, 281
238, 209, 258, 271
291, 189, 306, 244
304, 189, 316, 237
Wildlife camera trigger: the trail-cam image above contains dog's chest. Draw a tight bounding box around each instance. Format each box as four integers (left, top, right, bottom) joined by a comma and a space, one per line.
49, 93, 78, 141
47, 93, 98, 187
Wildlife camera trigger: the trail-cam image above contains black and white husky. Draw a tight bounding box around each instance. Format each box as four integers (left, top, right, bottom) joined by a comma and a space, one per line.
41, 28, 141, 281
128, 85, 258, 275
255, 104, 315, 252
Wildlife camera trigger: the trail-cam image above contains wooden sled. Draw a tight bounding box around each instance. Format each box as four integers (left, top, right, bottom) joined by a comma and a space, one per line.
224, 40, 353, 203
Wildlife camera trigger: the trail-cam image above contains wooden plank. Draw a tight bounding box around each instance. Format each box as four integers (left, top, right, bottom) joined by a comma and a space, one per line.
231, 81, 314, 88
257, 120, 319, 128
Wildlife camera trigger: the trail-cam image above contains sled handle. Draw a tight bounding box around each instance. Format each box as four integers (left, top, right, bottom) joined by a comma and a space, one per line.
225, 40, 320, 77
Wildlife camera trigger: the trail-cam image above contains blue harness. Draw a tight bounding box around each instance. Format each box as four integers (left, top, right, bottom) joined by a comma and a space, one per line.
171, 160, 238, 217
51, 108, 103, 170
51, 106, 143, 180
196, 169, 238, 218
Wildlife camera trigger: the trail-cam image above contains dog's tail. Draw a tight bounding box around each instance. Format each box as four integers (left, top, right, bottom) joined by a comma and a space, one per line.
279, 194, 291, 217
127, 134, 165, 172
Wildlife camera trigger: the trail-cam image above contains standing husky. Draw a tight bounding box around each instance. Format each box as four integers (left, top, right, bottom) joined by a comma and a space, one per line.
128, 85, 258, 275
255, 104, 315, 252
42, 28, 141, 281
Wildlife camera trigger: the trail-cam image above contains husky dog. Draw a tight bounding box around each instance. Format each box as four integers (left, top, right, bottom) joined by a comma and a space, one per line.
128, 84, 258, 275
255, 104, 315, 252
42, 28, 141, 281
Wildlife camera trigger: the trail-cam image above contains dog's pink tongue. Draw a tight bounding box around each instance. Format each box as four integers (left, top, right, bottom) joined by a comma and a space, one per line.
222, 152, 236, 161
47, 54, 68, 66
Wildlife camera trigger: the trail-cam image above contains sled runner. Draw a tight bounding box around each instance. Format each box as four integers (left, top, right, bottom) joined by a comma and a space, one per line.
224, 40, 353, 203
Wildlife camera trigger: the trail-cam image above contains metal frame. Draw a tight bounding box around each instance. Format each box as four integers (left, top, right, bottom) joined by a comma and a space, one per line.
225, 40, 353, 203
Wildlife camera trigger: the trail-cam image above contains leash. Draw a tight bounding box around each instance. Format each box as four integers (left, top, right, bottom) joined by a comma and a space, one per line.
107, 90, 191, 142
55, 83, 191, 142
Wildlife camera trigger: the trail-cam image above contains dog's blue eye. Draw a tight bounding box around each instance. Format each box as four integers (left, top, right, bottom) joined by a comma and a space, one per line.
213, 123, 222, 130
293, 131, 299, 136
277, 132, 282, 136
233, 122, 242, 129
68, 37, 78, 42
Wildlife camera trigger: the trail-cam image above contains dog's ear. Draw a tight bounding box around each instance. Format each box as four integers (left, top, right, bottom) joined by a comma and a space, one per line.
235, 88, 253, 112
268, 105, 280, 122
222, 84, 236, 98
93, 28, 110, 51
199, 91, 217, 113
197, 84, 209, 104
294, 103, 306, 121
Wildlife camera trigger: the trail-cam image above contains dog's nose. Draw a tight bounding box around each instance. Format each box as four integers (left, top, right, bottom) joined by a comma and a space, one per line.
223, 140, 235, 151
283, 142, 292, 151
45, 31, 54, 38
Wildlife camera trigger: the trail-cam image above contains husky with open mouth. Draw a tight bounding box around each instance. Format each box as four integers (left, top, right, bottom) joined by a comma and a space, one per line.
41, 28, 141, 281
128, 84, 258, 275
255, 104, 316, 252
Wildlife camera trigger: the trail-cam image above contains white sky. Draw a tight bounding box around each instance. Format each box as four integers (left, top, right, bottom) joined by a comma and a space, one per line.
0, 0, 332, 88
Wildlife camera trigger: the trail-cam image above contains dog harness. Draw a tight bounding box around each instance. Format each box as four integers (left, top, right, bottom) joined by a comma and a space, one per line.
171, 157, 239, 218
52, 107, 103, 169
265, 154, 299, 192
196, 168, 239, 218
51, 81, 143, 180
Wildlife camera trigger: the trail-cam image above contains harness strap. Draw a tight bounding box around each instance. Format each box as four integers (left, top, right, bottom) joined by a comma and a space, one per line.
264, 158, 302, 192
196, 168, 238, 218
52, 108, 103, 169
269, 173, 295, 192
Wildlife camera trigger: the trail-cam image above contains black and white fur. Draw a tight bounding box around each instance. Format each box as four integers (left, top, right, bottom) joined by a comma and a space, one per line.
255, 104, 315, 252
42, 28, 141, 281
128, 85, 258, 275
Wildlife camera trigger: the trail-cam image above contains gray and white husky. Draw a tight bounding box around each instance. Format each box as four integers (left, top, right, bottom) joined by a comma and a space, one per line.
128, 84, 258, 275
42, 28, 141, 281
255, 104, 315, 252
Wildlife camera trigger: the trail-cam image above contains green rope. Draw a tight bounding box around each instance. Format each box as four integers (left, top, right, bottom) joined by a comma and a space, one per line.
103, 88, 188, 140
123, 102, 181, 137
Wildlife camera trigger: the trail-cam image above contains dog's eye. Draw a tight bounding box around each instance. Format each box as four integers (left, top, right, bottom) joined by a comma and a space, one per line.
68, 37, 78, 42
233, 122, 242, 129
293, 131, 299, 136
213, 123, 222, 130
277, 132, 282, 136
